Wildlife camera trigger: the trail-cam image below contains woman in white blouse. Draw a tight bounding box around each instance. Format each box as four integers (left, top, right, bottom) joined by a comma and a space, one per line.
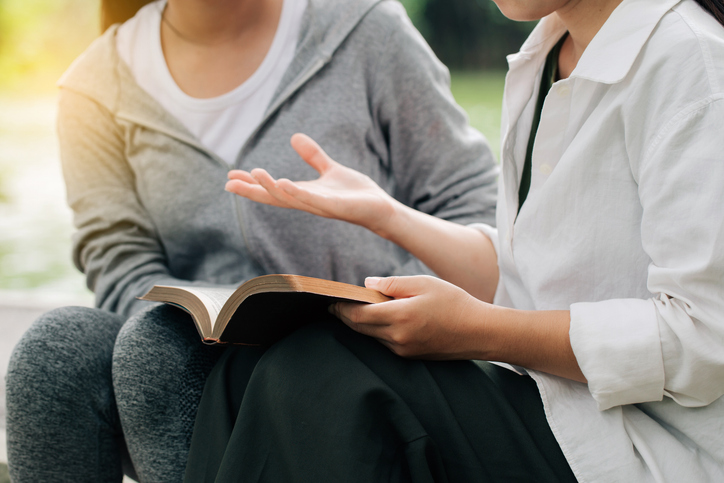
204, 0, 724, 480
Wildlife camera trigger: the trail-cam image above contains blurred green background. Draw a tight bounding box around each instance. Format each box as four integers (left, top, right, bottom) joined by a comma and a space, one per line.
0, 0, 534, 293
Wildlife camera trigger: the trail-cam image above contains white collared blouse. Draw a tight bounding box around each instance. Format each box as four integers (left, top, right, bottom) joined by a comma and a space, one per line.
481, 0, 724, 481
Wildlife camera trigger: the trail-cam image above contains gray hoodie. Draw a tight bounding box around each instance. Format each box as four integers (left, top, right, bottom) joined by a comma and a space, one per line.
57, 0, 498, 317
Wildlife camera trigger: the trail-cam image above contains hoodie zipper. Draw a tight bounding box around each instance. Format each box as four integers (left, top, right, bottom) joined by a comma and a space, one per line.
231, 54, 330, 273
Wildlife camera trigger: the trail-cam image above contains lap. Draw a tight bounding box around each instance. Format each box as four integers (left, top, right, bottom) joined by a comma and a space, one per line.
186, 319, 576, 483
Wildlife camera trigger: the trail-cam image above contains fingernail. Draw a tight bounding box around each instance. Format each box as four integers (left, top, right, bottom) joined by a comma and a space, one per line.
365, 277, 381, 288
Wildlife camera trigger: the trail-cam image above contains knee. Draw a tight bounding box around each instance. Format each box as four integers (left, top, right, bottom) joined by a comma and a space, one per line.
113, 304, 198, 370
112, 304, 222, 428
6, 306, 124, 404
112, 304, 220, 393
115, 304, 197, 351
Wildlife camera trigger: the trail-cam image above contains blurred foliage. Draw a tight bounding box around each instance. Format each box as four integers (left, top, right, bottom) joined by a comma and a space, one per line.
449, 70, 505, 159
0, 165, 9, 204
0, 0, 98, 94
401, 0, 536, 69
0, 0, 530, 93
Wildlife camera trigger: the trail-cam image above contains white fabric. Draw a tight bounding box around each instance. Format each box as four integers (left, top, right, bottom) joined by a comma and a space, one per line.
480, 0, 724, 481
116, 0, 307, 165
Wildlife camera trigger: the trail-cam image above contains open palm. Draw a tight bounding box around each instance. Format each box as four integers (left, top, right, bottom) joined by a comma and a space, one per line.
226, 133, 399, 235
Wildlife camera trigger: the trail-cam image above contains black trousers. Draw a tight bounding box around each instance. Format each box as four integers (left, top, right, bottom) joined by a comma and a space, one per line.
184, 318, 577, 483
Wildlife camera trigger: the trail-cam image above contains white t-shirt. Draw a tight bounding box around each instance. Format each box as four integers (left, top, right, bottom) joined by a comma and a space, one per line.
116, 0, 307, 165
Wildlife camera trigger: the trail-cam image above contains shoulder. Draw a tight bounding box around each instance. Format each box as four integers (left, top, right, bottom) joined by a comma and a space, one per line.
57, 26, 122, 111
349, 0, 432, 57
671, 0, 724, 93
640, 1, 724, 98
348, 0, 444, 79
623, 2, 724, 172
360, 0, 411, 31
621, 2, 724, 138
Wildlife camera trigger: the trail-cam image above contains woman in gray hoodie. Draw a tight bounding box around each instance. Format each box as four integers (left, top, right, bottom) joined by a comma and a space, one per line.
5, 0, 498, 481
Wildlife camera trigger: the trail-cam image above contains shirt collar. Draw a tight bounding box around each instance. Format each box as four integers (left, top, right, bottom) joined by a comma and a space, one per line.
509, 0, 683, 85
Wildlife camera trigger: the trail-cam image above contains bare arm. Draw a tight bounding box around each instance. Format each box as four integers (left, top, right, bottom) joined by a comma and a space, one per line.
331, 275, 585, 383
226, 134, 584, 382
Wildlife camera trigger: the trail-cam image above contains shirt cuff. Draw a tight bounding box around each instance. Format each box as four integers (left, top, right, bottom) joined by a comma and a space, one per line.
570, 298, 665, 410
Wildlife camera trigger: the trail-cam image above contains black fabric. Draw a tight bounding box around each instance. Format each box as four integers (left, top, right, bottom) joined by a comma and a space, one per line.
184, 319, 577, 482
518, 33, 568, 213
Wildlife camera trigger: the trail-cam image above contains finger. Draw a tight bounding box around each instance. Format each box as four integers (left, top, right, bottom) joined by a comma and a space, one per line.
249, 168, 278, 186
250, 169, 289, 201
364, 275, 437, 299
333, 301, 417, 353
251, 171, 332, 217
228, 170, 259, 184
275, 179, 338, 217
333, 302, 392, 341
225, 179, 284, 206
231, 169, 329, 215
332, 301, 393, 327
252, 170, 305, 207
290, 133, 339, 174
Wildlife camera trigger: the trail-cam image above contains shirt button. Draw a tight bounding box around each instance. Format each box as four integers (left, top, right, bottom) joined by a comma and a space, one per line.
539, 163, 553, 175
557, 84, 570, 97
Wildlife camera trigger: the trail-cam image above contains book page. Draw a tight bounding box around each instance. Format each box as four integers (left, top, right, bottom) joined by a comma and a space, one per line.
176, 286, 237, 332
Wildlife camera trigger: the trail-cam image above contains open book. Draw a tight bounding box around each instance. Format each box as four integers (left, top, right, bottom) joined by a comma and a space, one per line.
140, 274, 390, 345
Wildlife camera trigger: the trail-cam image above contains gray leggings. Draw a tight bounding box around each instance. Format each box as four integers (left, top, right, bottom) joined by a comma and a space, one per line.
5, 304, 222, 482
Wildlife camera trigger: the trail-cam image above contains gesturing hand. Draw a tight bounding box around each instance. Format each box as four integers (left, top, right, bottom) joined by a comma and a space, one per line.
227, 132, 501, 306
226, 133, 400, 236
330, 275, 490, 360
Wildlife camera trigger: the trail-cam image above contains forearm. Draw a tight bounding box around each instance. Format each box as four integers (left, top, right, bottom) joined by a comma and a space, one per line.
376, 200, 498, 302
464, 302, 586, 382
338, 275, 585, 382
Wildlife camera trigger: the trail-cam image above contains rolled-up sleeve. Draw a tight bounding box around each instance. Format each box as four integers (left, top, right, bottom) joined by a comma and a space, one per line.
570, 97, 724, 411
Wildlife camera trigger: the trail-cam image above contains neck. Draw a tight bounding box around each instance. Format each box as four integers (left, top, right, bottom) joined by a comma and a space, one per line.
160, 0, 285, 98
164, 0, 280, 45
555, 0, 624, 78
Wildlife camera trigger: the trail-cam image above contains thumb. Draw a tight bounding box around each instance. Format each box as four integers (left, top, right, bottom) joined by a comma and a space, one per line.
290, 133, 338, 174
364, 276, 433, 299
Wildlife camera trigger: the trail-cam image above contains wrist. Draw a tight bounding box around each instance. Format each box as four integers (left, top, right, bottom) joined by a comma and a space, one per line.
372, 197, 411, 241
457, 300, 508, 361
474, 307, 585, 382
454, 303, 542, 362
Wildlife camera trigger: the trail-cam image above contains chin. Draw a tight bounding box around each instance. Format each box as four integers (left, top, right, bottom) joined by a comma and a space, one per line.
490, 0, 557, 22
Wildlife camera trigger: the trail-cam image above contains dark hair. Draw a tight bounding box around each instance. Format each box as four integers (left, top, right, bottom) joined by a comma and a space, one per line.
695, 0, 724, 26
101, 0, 156, 32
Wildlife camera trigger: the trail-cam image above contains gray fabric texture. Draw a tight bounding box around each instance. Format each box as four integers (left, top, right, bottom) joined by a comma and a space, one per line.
7, 0, 499, 481
6, 305, 219, 483
58, 0, 498, 318
113, 305, 224, 482
5, 307, 127, 482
